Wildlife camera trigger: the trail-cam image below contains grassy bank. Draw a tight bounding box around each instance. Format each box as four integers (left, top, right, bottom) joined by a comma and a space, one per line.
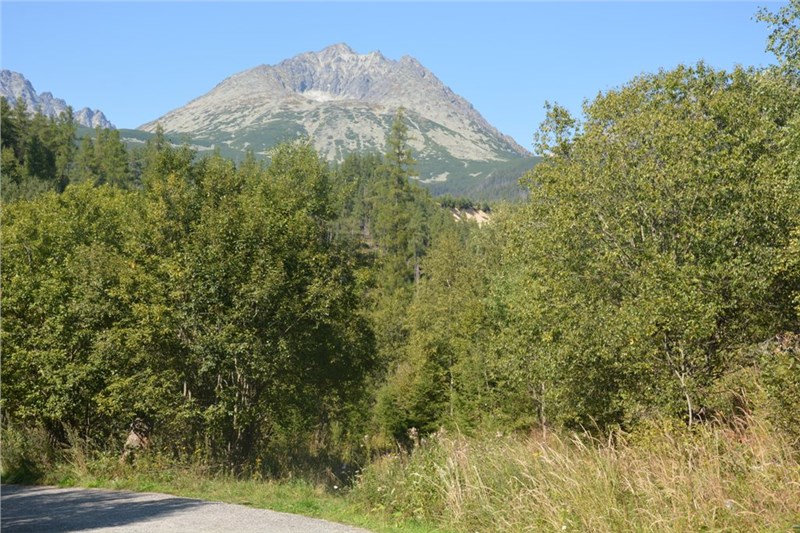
355, 419, 800, 532
3, 418, 799, 532
0, 425, 439, 532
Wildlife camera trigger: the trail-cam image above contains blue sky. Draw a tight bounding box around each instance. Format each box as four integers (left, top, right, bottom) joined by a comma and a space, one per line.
1, 2, 786, 150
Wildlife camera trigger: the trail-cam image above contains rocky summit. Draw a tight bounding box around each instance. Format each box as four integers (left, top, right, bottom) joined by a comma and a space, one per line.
139, 44, 531, 186
0, 70, 114, 129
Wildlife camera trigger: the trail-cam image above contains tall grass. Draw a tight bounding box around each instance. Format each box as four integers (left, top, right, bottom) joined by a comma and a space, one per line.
4, 418, 798, 531
354, 419, 800, 532
0, 423, 439, 533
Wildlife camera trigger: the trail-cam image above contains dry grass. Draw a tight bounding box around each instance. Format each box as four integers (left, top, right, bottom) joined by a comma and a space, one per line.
4, 417, 798, 532
0, 425, 440, 533
354, 418, 800, 532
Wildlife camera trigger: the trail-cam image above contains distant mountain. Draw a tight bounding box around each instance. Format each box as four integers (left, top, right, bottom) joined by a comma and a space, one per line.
140, 44, 532, 189
0, 70, 114, 129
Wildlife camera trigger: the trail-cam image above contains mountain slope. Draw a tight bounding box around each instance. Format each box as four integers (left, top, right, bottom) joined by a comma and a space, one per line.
0, 70, 114, 129
139, 44, 531, 187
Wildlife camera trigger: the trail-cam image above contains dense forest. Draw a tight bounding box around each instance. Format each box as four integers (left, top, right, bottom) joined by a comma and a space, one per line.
2, 4, 799, 530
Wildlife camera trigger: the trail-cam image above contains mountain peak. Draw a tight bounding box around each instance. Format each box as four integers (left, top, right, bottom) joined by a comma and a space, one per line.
139, 46, 530, 184
320, 42, 356, 56
0, 69, 114, 129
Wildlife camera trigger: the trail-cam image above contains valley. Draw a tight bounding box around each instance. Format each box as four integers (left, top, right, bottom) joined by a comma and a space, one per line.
2, 4, 800, 531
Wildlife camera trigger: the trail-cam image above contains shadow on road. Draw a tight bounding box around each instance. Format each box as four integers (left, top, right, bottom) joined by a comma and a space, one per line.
1, 484, 205, 532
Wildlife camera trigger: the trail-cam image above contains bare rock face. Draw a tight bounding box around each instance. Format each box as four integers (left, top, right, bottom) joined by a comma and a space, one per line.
0, 70, 115, 129
74, 107, 115, 129
139, 44, 528, 180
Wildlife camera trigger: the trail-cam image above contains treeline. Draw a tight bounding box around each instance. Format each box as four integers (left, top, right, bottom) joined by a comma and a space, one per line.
0, 104, 454, 470
3, 7, 800, 480
1, 98, 138, 202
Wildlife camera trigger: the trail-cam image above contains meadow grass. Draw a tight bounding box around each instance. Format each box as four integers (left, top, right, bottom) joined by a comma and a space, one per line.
353, 418, 800, 532
3, 417, 798, 532
0, 426, 443, 532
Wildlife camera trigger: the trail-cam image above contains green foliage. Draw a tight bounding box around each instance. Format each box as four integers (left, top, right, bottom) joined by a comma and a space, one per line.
0, 424, 60, 484
2, 140, 375, 471
757, 0, 800, 79
760, 333, 800, 442
383, 107, 416, 188
362, 113, 433, 370
1, 97, 76, 201
497, 63, 800, 429
2, 184, 138, 439
1, 96, 19, 149
378, 222, 501, 439
72, 127, 133, 187
176, 145, 375, 465
0, 97, 139, 200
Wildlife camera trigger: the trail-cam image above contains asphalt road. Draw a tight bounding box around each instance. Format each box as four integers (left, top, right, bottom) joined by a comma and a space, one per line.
1, 484, 373, 532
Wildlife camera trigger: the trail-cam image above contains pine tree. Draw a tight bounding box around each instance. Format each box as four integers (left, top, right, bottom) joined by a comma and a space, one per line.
383, 107, 416, 191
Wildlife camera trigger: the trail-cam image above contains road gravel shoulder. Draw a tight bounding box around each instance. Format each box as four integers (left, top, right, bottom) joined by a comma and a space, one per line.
1, 484, 373, 532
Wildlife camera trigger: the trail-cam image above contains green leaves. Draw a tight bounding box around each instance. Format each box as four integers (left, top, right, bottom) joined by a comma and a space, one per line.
2, 184, 136, 436
383, 107, 417, 188
500, 63, 800, 429
757, 0, 800, 79
1, 97, 77, 201
2, 141, 375, 465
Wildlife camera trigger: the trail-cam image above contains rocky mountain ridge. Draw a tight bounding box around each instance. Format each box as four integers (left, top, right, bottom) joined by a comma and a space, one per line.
140, 44, 530, 184
0, 70, 114, 129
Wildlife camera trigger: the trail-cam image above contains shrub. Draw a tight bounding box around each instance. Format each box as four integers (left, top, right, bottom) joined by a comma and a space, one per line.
760, 332, 800, 444
0, 423, 59, 484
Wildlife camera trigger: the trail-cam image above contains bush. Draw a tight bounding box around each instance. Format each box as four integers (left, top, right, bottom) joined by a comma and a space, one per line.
760, 332, 800, 444
0, 423, 59, 484
703, 365, 767, 428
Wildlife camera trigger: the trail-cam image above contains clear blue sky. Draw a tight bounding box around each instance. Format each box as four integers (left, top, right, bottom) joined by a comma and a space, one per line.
1, 1, 787, 150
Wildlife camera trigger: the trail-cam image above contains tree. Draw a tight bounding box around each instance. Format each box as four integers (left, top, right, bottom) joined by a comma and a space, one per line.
2, 99, 78, 200
71, 135, 98, 184
757, 0, 800, 79
1, 97, 19, 150
2, 141, 376, 469
172, 145, 374, 465
53, 107, 77, 190
383, 107, 416, 190
10, 99, 30, 162
96, 129, 132, 187
1, 184, 140, 441
378, 220, 500, 439
498, 63, 800, 429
